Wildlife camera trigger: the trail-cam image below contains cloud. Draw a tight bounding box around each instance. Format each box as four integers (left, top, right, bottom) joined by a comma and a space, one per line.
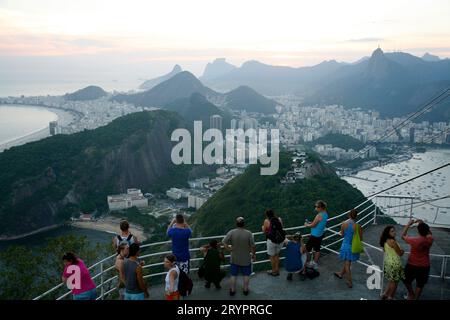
347, 37, 384, 42
68, 38, 113, 48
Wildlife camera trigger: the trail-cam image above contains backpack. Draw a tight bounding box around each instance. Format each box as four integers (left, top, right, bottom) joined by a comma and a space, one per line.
178, 268, 193, 297
305, 266, 320, 279
267, 217, 286, 244
116, 234, 133, 246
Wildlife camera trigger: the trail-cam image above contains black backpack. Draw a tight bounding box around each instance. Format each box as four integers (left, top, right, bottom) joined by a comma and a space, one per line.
268, 217, 286, 244
305, 266, 320, 279
178, 269, 193, 297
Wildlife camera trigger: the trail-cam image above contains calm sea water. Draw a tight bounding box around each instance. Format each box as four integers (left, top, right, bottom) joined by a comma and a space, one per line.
0, 225, 113, 252
343, 149, 450, 226
0, 105, 58, 145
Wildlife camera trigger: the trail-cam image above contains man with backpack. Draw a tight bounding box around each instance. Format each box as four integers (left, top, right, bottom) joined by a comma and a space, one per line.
112, 219, 139, 251
262, 209, 286, 276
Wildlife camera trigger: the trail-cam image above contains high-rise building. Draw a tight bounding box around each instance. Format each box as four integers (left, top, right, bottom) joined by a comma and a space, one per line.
409, 127, 415, 143
230, 119, 237, 130
49, 121, 58, 135
210, 114, 222, 131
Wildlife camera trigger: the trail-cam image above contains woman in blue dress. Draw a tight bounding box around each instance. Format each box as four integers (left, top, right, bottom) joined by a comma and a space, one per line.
334, 209, 362, 288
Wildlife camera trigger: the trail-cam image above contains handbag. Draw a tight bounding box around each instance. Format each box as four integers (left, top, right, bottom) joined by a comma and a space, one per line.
351, 223, 364, 254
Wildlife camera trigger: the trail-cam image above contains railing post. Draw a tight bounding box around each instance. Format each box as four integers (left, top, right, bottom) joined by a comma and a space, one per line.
441, 257, 447, 281
380, 253, 385, 297
373, 198, 378, 225
100, 262, 104, 300
409, 198, 414, 220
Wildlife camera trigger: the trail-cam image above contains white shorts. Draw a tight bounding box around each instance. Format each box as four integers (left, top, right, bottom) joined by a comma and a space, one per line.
267, 239, 283, 256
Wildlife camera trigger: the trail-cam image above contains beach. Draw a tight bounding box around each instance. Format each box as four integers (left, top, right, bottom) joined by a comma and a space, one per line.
70, 216, 148, 242
0, 104, 77, 152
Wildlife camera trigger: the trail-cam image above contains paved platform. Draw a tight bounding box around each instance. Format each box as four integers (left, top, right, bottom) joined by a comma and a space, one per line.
146, 224, 450, 300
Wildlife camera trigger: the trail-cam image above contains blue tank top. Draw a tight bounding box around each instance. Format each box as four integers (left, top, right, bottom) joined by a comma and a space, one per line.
311, 212, 328, 237
343, 219, 355, 245
285, 241, 303, 272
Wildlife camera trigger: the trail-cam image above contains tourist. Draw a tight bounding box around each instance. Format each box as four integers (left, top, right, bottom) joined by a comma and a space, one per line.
167, 213, 192, 274
61, 252, 97, 300
380, 226, 405, 300
262, 209, 285, 276
222, 217, 256, 296
284, 231, 306, 281
334, 209, 362, 288
164, 254, 180, 300
304, 200, 329, 269
199, 239, 226, 289
123, 243, 149, 300
401, 219, 434, 300
115, 241, 129, 300
113, 219, 139, 250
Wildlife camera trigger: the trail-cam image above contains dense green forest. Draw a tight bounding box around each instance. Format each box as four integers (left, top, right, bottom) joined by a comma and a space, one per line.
190, 152, 368, 236
310, 133, 365, 151
0, 110, 194, 237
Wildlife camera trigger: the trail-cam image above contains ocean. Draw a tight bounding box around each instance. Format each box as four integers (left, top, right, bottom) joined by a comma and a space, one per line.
0, 105, 58, 147
343, 149, 450, 227
0, 225, 113, 252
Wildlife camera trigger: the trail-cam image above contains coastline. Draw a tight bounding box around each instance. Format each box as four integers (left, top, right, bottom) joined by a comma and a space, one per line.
70, 216, 148, 242
0, 103, 78, 152
0, 224, 60, 241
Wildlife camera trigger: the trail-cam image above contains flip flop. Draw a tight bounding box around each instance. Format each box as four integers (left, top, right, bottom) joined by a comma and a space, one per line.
334, 272, 343, 279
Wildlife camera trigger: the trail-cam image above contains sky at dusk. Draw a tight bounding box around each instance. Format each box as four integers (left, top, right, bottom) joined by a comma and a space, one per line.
1, 0, 449, 95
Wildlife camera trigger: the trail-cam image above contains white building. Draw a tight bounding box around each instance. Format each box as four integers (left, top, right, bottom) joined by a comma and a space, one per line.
188, 193, 210, 209
107, 188, 148, 211
166, 188, 190, 200
188, 177, 210, 189
210, 114, 223, 131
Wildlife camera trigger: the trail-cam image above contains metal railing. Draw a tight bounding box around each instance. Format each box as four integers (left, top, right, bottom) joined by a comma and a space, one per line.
33, 194, 450, 300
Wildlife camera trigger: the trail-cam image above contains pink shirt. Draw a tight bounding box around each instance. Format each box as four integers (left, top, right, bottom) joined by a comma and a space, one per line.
62, 259, 96, 295
404, 235, 434, 267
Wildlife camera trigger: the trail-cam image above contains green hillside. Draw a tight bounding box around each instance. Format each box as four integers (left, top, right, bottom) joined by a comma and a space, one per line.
0, 110, 193, 237
190, 152, 367, 236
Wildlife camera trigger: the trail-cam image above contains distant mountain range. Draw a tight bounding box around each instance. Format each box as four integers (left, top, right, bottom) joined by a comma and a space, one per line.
64, 85, 107, 101
139, 65, 183, 90
201, 49, 450, 121
200, 58, 237, 81
114, 71, 278, 115
165, 92, 232, 132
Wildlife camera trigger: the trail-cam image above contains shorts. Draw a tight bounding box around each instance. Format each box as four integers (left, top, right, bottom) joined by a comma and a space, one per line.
403, 264, 430, 288
176, 260, 190, 274
305, 235, 323, 252
230, 264, 252, 276
73, 288, 97, 300
267, 239, 283, 256
165, 291, 180, 300
124, 292, 145, 300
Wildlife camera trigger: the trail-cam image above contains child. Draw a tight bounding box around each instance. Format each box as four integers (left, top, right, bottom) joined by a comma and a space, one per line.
284, 231, 306, 281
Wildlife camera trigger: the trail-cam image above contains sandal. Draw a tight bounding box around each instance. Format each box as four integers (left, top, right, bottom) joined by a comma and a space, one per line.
346, 281, 353, 288
334, 272, 343, 279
